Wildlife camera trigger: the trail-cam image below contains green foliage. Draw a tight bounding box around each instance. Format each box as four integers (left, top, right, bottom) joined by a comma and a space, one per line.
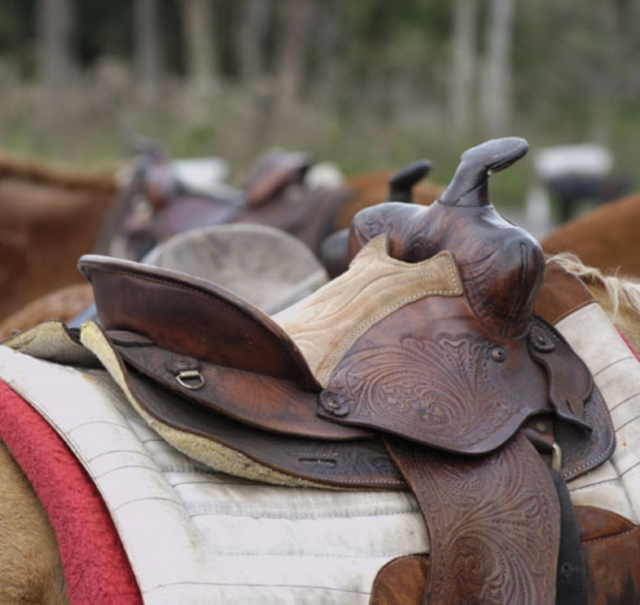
0, 0, 35, 75
170, 122, 217, 158
1, 0, 639, 211
74, 0, 133, 66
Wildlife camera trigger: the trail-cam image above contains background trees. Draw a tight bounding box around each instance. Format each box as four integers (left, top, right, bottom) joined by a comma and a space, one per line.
0, 0, 638, 199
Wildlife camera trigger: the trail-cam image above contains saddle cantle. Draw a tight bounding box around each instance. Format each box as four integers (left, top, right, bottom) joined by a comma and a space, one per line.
78, 137, 615, 605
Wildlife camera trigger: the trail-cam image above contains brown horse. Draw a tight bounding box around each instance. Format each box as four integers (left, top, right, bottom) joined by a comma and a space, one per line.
0, 253, 639, 605
0, 153, 117, 323
541, 192, 640, 278
0, 283, 93, 340
0, 440, 69, 605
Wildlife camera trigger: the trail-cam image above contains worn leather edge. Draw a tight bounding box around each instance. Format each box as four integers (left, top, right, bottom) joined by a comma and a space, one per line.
535, 258, 595, 326
80, 321, 405, 490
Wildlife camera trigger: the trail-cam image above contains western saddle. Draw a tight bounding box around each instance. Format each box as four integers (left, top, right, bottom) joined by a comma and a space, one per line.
78, 138, 618, 605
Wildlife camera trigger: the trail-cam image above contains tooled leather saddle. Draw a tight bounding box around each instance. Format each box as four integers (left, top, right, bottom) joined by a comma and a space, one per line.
78, 138, 615, 605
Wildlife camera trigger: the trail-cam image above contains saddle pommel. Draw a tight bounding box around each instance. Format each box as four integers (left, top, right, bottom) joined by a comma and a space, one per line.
349, 137, 543, 338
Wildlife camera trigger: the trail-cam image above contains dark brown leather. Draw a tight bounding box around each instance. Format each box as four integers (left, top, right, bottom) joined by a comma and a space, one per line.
235, 185, 353, 252
109, 329, 370, 441
318, 159, 434, 279
386, 432, 559, 605
535, 258, 596, 325
370, 556, 430, 605
577, 505, 637, 540
578, 507, 640, 605
138, 180, 352, 256
112, 341, 405, 489
531, 259, 617, 482
79, 137, 617, 605
79, 249, 610, 475
242, 149, 312, 206
78, 255, 320, 388
318, 293, 580, 454
386, 160, 433, 204
370, 506, 640, 605
349, 138, 541, 339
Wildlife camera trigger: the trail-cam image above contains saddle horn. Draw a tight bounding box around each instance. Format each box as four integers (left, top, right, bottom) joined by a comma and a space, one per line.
348, 136, 544, 338
439, 137, 529, 206
386, 159, 433, 203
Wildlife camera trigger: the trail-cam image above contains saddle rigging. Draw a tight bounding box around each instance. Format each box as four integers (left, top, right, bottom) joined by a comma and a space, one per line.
77, 137, 615, 605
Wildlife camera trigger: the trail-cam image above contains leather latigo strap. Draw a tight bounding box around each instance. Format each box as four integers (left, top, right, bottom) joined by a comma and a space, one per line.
369, 507, 640, 605
385, 432, 560, 605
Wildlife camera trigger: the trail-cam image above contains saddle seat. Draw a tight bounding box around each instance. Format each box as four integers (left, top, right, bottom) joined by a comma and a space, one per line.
140, 223, 329, 315
77, 138, 615, 605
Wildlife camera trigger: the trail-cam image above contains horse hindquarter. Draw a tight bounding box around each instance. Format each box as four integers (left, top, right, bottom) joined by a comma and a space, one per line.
0, 440, 69, 605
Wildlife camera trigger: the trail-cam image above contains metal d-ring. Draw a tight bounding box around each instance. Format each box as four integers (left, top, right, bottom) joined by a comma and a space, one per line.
175, 369, 205, 390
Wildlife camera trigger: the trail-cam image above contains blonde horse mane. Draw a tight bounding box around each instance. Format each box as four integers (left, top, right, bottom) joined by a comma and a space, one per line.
547, 252, 640, 351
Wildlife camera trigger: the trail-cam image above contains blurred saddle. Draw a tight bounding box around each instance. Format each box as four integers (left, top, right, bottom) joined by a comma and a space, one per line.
95, 144, 352, 260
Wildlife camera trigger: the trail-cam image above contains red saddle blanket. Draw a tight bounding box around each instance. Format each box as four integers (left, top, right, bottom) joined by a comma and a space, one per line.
0, 380, 142, 605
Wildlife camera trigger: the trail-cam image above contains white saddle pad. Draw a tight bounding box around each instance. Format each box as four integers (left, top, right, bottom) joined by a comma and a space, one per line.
0, 301, 639, 605
0, 345, 426, 605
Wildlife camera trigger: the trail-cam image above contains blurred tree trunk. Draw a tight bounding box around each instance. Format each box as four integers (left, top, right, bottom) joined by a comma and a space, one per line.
274, 0, 313, 126
589, 1, 621, 144
36, 0, 76, 150
135, 0, 163, 105
181, 0, 217, 92
239, 0, 271, 80
480, 0, 516, 138
37, 0, 76, 91
239, 0, 273, 154
364, 1, 392, 117
309, 0, 342, 111
449, 0, 478, 142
